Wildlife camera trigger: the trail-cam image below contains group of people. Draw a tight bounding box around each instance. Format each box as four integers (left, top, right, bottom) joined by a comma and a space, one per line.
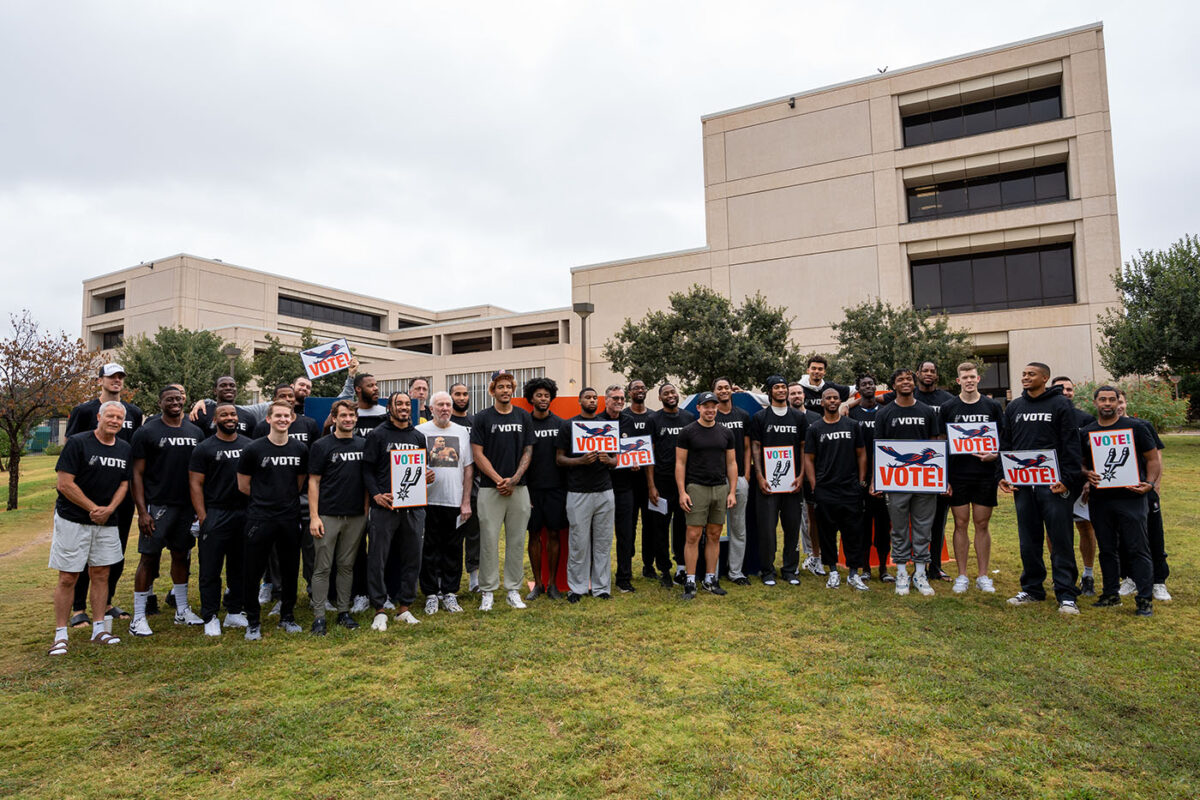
46, 355, 1173, 654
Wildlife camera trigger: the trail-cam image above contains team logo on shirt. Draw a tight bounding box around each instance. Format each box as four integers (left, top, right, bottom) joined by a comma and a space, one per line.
159, 436, 198, 448
331, 451, 363, 463
88, 455, 127, 468
214, 449, 243, 461
261, 456, 302, 467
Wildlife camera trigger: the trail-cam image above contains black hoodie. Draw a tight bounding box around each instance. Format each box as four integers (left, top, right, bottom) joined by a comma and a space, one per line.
1000, 384, 1082, 491
362, 419, 426, 498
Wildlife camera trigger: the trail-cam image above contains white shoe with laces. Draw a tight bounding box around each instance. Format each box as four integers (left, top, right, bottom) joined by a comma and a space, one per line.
976, 575, 995, 593
223, 612, 248, 628
953, 575, 970, 594
1007, 591, 1040, 606
351, 595, 369, 614
174, 607, 204, 626
912, 573, 935, 596
1152, 583, 1172, 601
441, 594, 463, 613
825, 570, 840, 589
203, 617, 221, 637
506, 590, 527, 609
258, 583, 273, 605
480, 591, 494, 612
424, 595, 439, 615
129, 616, 154, 637
395, 610, 420, 625
370, 612, 388, 631
895, 572, 910, 596
1118, 577, 1136, 597
847, 573, 869, 591
1058, 599, 1080, 615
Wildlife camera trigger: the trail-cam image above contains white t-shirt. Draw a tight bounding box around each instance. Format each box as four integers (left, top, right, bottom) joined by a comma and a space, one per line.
416, 420, 473, 508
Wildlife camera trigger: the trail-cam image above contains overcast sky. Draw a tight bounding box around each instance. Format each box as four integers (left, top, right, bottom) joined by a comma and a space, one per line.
1, 1, 1196, 339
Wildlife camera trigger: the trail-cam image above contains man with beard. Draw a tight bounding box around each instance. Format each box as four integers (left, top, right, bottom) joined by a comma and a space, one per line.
416, 392, 473, 615
407, 377, 431, 424
789, 379, 824, 574
1051, 376, 1099, 596
1115, 389, 1171, 603
621, 380, 655, 581
645, 383, 695, 587
804, 386, 868, 590
749, 376, 808, 586
848, 374, 892, 583
603, 385, 638, 593
675, 392, 737, 600
910, 361, 955, 581
523, 377, 566, 600
713, 377, 751, 584
188, 402, 252, 636
330, 367, 383, 614
193, 376, 256, 438
450, 381, 482, 593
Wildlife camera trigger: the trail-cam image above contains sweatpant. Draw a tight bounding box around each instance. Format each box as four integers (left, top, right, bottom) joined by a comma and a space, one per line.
73, 498, 134, 611
420, 505, 465, 597
727, 477, 750, 579
566, 490, 616, 596
367, 506, 425, 609
862, 493, 891, 569
1013, 486, 1078, 601
885, 492, 937, 565
1121, 489, 1169, 584
477, 486, 531, 593
817, 501, 866, 571
311, 514, 367, 614
198, 508, 245, 623
612, 487, 636, 584
242, 514, 301, 627
1092, 494, 1152, 602
645, 481, 683, 575
756, 490, 801, 579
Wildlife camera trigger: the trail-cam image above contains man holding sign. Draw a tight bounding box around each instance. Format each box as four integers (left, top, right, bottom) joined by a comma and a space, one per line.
749, 375, 808, 587
1080, 386, 1159, 616
804, 386, 868, 590
556, 388, 618, 602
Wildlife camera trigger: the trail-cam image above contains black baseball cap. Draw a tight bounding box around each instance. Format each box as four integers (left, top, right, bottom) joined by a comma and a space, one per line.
764, 375, 787, 391
695, 391, 719, 406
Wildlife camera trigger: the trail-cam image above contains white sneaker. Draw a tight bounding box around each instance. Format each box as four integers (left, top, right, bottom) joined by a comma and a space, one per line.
223, 612, 248, 628
1152, 583, 1172, 602
1058, 599, 1080, 615
804, 556, 826, 576
370, 612, 388, 631
847, 573, 869, 591
953, 575, 969, 594
825, 571, 841, 589
258, 583, 273, 604
395, 610, 420, 625
913, 573, 935, 596
350, 595, 370, 614
976, 575, 996, 593
244, 625, 261, 641
203, 617, 222, 637
480, 591, 494, 612
129, 616, 154, 637
506, 590, 527, 609
382, 600, 396, 610
1007, 591, 1040, 606
174, 607, 204, 625
895, 572, 910, 596
1118, 577, 1136, 597
441, 594, 463, 613
468, 570, 480, 592
268, 601, 281, 617
424, 595, 439, 615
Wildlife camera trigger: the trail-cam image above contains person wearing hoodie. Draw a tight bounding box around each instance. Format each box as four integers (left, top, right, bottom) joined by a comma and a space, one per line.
798, 356, 852, 414
1000, 362, 1083, 614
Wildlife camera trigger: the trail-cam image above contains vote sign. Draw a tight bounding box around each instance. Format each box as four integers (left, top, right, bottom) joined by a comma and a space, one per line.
1000, 450, 1060, 486
390, 448, 427, 508
946, 421, 999, 455
1088, 428, 1140, 489
873, 440, 947, 494
571, 420, 620, 454
300, 337, 353, 380
615, 435, 654, 469
762, 446, 794, 493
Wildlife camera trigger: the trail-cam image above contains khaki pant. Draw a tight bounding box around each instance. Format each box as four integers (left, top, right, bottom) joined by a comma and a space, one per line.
311, 514, 367, 614
477, 486, 531, 593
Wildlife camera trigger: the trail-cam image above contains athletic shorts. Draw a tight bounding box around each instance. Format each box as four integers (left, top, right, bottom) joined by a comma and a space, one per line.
49, 513, 123, 572
137, 503, 197, 554
685, 482, 728, 527
948, 479, 998, 508
528, 487, 568, 533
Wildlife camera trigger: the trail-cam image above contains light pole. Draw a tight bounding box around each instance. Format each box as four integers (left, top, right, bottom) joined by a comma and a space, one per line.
573, 302, 594, 388
222, 344, 242, 377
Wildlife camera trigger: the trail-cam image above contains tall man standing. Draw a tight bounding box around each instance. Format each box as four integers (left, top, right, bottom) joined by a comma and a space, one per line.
749, 376, 808, 586
914, 361, 955, 581
848, 374, 892, 582
621, 380, 655, 580
556, 388, 618, 602
450, 381, 482, 592
1115, 389, 1171, 602
804, 386, 869, 590
602, 385, 638, 593
524, 377, 566, 601
676, 392, 737, 600
645, 383, 695, 586
416, 392, 473, 615
1052, 376, 1098, 596
714, 378, 751, 585
193, 376, 256, 437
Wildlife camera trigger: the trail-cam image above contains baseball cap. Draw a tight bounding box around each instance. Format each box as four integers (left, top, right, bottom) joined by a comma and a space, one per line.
695, 391, 719, 405
99, 363, 126, 378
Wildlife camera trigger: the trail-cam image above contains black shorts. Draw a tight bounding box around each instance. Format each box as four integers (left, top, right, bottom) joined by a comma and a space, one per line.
137, 503, 197, 554
528, 487, 568, 533
948, 479, 998, 508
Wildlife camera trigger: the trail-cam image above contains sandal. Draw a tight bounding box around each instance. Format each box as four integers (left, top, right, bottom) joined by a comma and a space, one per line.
106, 606, 131, 620
48, 639, 69, 656
69, 611, 91, 628
91, 631, 122, 646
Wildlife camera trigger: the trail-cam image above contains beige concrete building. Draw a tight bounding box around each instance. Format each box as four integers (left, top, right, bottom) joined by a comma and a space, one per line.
83, 24, 1120, 402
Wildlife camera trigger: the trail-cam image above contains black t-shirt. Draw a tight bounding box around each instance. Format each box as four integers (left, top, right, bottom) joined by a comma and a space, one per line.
66, 398, 144, 442
309, 434, 367, 516
677, 421, 735, 487
238, 437, 308, 518
715, 406, 750, 477
802, 381, 850, 412
188, 434, 251, 510
620, 408, 653, 438
879, 388, 955, 418
362, 422, 426, 499
556, 415, 614, 494
749, 406, 809, 451
527, 412, 565, 490
252, 414, 323, 447
873, 399, 940, 441
804, 417, 864, 505
650, 409, 696, 479
848, 405, 881, 472
351, 405, 388, 439
1080, 417, 1158, 501
1066, 406, 1097, 431
54, 432, 133, 524
195, 399, 256, 438
451, 412, 475, 434
470, 406, 534, 489
940, 395, 1004, 482
130, 417, 204, 507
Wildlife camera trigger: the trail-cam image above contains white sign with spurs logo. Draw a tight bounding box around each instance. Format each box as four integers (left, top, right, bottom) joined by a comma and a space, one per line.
390, 449, 427, 508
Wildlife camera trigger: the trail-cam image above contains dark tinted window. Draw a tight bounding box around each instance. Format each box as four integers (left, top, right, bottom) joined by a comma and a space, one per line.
902, 85, 1062, 147
104, 294, 125, 313
912, 244, 1075, 314
907, 164, 1068, 222
967, 177, 1002, 212
277, 296, 381, 332
103, 331, 124, 349
1028, 86, 1062, 123
1000, 172, 1036, 206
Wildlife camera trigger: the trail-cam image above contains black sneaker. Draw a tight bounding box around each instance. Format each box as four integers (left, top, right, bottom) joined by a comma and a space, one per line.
642, 567, 658, 579
166, 593, 178, 610
732, 577, 751, 586
146, 594, 160, 615
673, 570, 686, 585
616, 580, 635, 593
595, 592, 612, 600
880, 572, 896, 583
682, 581, 697, 600
567, 592, 582, 604
311, 617, 327, 636
1080, 575, 1096, 596
547, 585, 563, 600
702, 578, 727, 596
336, 612, 359, 630
1093, 594, 1121, 608
525, 585, 544, 602
1135, 598, 1153, 617
659, 574, 674, 589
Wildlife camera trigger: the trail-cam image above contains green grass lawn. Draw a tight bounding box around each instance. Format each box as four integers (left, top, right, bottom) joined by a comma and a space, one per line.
2, 443, 1199, 799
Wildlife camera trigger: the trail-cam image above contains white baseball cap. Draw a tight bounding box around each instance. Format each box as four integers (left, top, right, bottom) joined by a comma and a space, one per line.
99, 363, 126, 377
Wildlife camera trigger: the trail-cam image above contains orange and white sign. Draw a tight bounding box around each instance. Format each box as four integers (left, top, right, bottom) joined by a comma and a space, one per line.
872, 440, 947, 494
390, 449, 427, 508
1001, 450, 1060, 486
946, 421, 999, 455
571, 420, 620, 454
615, 435, 654, 469
1088, 428, 1140, 489
300, 338, 353, 380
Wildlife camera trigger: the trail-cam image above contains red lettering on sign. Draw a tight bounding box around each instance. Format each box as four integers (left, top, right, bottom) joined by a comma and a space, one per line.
952, 438, 997, 454
575, 436, 617, 453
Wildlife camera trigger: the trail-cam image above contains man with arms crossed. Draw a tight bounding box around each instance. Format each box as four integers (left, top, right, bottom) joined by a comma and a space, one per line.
416, 392, 473, 614
714, 377, 752, 585
675, 392, 737, 600
524, 377, 566, 600
48, 401, 131, 653
645, 383, 695, 587
749, 376, 808, 586
804, 386, 869, 590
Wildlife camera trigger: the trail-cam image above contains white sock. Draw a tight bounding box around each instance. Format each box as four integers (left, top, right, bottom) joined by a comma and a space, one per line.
1083, 566, 1093, 577
896, 565, 909, 578
686, 573, 695, 584
54, 626, 68, 642
914, 563, 927, 578
92, 620, 105, 638
704, 573, 715, 582
173, 583, 190, 610
104, 618, 113, 633
133, 591, 149, 619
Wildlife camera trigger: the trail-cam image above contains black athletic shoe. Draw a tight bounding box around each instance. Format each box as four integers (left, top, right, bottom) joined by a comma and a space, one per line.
616, 580, 635, 593
1080, 575, 1096, 596
880, 572, 896, 584
166, 593, 178, 610
567, 592, 582, 604
642, 567, 658, 579
311, 617, 327, 636
595, 592, 612, 600
732, 577, 751, 586
1092, 594, 1121, 607
702, 578, 727, 596
145, 594, 160, 615
659, 574, 674, 589
336, 612, 359, 630
547, 585, 563, 600
673, 570, 686, 585
1135, 598, 1153, 617
682, 581, 697, 600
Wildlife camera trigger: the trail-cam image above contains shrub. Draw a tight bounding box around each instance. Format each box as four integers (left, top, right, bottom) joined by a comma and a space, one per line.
1074, 380, 1188, 432
43, 442, 63, 456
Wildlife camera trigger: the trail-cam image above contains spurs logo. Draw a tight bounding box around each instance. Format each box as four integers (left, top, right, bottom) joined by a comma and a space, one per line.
393, 466, 421, 501
769, 459, 790, 489
1101, 447, 1130, 482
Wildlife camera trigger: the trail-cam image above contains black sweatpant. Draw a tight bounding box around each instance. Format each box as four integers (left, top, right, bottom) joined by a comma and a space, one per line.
462, 489, 480, 573
1014, 486, 1078, 602
630, 474, 650, 572
73, 498, 135, 611
862, 493, 891, 569
243, 514, 301, 626
645, 479, 681, 576
1121, 489, 1168, 584
613, 487, 635, 583
817, 501, 866, 571
198, 508, 246, 622
1092, 493, 1152, 601
420, 505, 465, 597
756, 490, 801, 579
368, 506, 425, 610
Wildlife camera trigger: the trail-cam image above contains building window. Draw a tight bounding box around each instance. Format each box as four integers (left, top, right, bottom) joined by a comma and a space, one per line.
445, 367, 546, 415
902, 86, 1062, 147
977, 354, 1010, 398
103, 294, 125, 313
451, 335, 492, 354
511, 327, 560, 348
911, 243, 1075, 314
278, 296, 381, 332
907, 164, 1068, 222
377, 376, 434, 400
102, 330, 124, 349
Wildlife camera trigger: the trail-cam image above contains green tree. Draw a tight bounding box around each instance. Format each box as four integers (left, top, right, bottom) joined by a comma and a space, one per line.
253, 328, 348, 397
602, 286, 806, 394
1073, 380, 1187, 433
116, 327, 253, 411
832, 299, 976, 387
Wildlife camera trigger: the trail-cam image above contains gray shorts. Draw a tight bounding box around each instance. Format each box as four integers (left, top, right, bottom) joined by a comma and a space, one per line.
137, 504, 196, 555
49, 513, 123, 572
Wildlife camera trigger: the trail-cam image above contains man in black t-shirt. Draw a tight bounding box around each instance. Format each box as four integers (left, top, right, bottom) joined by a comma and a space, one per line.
188, 402, 252, 636
65, 363, 143, 626
714, 378, 751, 584
48, 402, 132, 654
1115, 389, 1171, 602
1052, 376, 1099, 596
913, 361, 956, 582
749, 376, 808, 586
237, 401, 309, 640
523, 378, 566, 601
450, 381, 481, 591
621, 379, 655, 580
645, 383, 696, 586
193, 376, 256, 438
128, 385, 204, 636
675, 392, 736, 600
788, 380, 823, 573
804, 386, 868, 590
848, 374, 892, 583
556, 388, 618, 601
603, 385, 639, 594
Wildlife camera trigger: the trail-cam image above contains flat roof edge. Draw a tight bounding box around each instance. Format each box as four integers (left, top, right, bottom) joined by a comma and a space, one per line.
570, 245, 711, 274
